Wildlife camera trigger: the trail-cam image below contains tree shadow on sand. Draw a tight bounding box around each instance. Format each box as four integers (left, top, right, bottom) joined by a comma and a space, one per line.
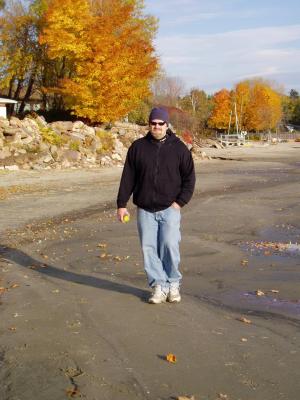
0, 245, 149, 301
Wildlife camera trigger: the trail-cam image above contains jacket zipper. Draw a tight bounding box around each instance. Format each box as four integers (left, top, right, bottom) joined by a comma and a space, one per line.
152, 142, 162, 210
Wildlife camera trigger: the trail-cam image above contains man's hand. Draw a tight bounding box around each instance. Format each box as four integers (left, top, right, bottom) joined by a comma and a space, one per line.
117, 208, 129, 222
171, 202, 181, 210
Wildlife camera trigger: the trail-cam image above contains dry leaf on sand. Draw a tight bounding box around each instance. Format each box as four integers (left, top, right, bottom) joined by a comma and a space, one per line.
255, 290, 265, 296
237, 317, 252, 324
166, 353, 177, 363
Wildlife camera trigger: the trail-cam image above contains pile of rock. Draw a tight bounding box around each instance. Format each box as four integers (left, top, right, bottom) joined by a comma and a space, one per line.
0, 116, 210, 170
0, 116, 146, 170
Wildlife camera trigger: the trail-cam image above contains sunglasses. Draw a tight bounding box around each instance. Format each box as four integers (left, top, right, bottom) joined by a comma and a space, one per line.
150, 121, 166, 126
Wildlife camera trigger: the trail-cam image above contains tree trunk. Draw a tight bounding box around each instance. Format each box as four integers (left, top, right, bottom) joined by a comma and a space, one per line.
8, 77, 15, 98
18, 73, 36, 114
13, 78, 24, 100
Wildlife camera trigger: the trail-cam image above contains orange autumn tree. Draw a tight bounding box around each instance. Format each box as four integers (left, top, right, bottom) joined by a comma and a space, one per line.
208, 89, 231, 130
40, 0, 158, 122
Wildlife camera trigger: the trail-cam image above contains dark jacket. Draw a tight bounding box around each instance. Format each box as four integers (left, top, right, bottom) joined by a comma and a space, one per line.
117, 130, 195, 212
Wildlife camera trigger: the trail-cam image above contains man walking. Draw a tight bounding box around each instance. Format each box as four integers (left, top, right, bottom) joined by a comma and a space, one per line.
117, 107, 195, 304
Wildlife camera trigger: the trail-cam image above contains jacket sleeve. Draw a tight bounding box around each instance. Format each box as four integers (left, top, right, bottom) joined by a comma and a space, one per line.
175, 147, 196, 207
117, 145, 136, 208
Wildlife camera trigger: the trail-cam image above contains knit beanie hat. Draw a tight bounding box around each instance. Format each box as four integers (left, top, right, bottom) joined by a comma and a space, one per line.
149, 107, 169, 124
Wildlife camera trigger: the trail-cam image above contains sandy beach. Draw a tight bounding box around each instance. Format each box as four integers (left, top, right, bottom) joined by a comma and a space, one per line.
1, 142, 300, 400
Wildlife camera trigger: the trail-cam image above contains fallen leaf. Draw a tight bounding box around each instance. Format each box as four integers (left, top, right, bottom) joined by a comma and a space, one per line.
97, 243, 107, 248
241, 338, 248, 342
99, 253, 107, 259
255, 290, 265, 296
218, 394, 229, 400
52, 289, 60, 293
0, 287, 7, 294
166, 353, 177, 363
270, 289, 279, 293
240, 259, 248, 266
177, 396, 195, 400
66, 387, 80, 398
10, 283, 20, 289
114, 256, 122, 261
8, 327, 16, 331
237, 317, 252, 324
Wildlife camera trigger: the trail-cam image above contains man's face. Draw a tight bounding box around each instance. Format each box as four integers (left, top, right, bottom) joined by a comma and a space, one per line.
149, 119, 168, 140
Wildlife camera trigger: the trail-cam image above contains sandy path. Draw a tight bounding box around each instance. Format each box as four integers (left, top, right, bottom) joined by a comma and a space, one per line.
1, 142, 300, 400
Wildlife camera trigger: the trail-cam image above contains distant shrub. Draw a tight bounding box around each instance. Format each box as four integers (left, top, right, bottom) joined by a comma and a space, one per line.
40, 126, 64, 146
96, 130, 115, 154
182, 130, 193, 144
24, 144, 40, 154
69, 140, 80, 151
83, 136, 94, 148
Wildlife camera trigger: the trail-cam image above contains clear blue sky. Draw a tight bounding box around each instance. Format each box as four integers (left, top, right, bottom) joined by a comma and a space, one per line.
144, 0, 300, 95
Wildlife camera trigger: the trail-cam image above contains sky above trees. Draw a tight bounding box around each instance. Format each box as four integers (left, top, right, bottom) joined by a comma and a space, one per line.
145, 0, 300, 94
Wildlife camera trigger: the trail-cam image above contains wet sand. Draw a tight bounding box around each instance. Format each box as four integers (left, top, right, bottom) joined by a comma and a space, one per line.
1, 142, 300, 400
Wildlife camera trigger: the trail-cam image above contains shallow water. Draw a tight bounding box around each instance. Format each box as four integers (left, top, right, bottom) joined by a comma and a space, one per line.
217, 290, 300, 321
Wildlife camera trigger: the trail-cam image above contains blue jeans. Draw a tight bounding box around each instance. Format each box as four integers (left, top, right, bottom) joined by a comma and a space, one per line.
137, 207, 182, 292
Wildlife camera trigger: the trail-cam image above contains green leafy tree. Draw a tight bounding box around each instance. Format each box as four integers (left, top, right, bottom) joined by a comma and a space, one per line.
180, 88, 213, 132
289, 89, 299, 99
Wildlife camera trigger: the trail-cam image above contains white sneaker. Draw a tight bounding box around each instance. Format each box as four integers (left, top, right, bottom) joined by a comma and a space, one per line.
148, 285, 168, 304
168, 284, 181, 303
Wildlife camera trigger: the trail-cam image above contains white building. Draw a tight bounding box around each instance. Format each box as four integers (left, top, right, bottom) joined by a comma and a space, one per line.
0, 97, 18, 118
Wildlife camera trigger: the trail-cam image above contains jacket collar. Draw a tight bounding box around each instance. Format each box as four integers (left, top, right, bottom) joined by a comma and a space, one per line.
146, 129, 177, 144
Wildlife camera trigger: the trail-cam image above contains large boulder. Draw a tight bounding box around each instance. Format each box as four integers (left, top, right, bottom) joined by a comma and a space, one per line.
111, 153, 122, 162
49, 121, 74, 133
9, 116, 23, 128
0, 117, 10, 129
60, 149, 81, 163
0, 147, 11, 160
81, 125, 95, 137
42, 154, 54, 164
100, 155, 112, 166
3, 126, 19, 136
72, 120, 85, 130
35, 115, 47, 127
112, 137, 127, 161
5, 165, 19, 171
68, 131, 86, 141
4, 132, 23, 145
21, 136, 34, 145
21, 118, 40, 135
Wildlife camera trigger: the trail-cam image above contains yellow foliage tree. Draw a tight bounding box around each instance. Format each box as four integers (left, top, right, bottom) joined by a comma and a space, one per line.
0, 0, 53, 113
242, 81, 282, 132
233, 81, 251, 131
40, 0, 158, 122
208, 89, 231, 130
0, 3, 36, 98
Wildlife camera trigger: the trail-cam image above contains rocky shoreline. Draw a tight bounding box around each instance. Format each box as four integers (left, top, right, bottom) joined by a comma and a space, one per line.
0, 116, 212, 171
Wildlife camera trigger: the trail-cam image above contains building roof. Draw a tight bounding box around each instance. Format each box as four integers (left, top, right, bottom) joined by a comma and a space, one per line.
0, 97, 18, 104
